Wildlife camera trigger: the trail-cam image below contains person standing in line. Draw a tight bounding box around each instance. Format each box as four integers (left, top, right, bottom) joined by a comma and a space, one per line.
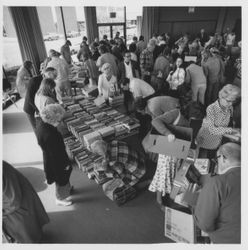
34, 78, 58, 114
202, 48, 225, 106
96, 45, 119, 77
47, 49, 72, 103
166, 57, 185, 98
60, 40, 72, 65
23, 67, 57, 132
36, 104, 73, 206
140, 39, 156, 84
185, 61, 207, 105
151, 47, 171, 93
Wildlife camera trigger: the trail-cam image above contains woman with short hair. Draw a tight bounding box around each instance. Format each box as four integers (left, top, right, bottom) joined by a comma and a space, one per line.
98, 63, 119, 102
36, 104, 73, 206
196, 84, 241, 158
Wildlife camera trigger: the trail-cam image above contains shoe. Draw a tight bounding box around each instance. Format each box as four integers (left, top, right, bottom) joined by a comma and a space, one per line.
55, 198, 72, 206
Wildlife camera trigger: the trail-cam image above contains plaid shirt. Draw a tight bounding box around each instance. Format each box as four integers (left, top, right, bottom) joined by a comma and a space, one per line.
139, 48, 154, 74
107, 140, 146, 186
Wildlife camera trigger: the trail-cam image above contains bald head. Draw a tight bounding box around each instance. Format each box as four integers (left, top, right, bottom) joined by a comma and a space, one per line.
219, 142, 241, 165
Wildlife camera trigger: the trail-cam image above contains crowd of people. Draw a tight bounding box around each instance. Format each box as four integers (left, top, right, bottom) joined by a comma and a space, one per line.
4, 27, 242, 243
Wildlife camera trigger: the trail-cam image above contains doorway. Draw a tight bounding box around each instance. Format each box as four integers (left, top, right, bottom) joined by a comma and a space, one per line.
97, 23, 126, 42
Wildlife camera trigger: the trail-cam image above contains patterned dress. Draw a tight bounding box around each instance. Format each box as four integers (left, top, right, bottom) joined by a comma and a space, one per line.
196, 100, 233, 150
149, 154, 180, 196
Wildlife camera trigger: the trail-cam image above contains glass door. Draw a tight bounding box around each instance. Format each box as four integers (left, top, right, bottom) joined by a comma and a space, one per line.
98, 26, 111, 40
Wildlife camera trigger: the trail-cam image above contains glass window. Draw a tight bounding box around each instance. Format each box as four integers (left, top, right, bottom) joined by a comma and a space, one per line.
96, 7, 124, 23
37, 6, 65, 54
3, 6, 23, 88
37, 6, 87, 61
126, 6, 142, 46
98, 26, 111, 40
62, 6, 86, 54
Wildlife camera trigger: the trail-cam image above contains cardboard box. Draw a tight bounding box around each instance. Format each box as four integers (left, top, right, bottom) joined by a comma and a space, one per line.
146, 126, 193, 159
165, 207, 196, 243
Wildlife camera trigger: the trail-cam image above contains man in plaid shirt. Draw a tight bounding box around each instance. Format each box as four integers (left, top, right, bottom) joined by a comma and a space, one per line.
140, 40, 156, 84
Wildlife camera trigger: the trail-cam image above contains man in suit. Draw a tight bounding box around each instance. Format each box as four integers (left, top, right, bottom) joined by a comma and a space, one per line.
23, 67, 57, 132
118, 51, 140, 113
197, 29, 209, 47
193, 142, 241, 243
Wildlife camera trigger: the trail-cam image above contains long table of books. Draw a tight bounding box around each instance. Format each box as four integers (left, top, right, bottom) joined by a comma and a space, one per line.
62, 94, 141, 192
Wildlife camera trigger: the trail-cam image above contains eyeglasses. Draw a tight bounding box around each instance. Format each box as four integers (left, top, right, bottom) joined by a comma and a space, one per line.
221, 97, 234, 104
215, 153, 226, 161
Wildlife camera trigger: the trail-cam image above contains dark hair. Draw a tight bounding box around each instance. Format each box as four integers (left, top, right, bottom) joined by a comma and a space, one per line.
109, 39, 116, 45
133, 36, 138, 41
122, 77, 130, 86
98, 44, 108, 54
135, 98, 147, 111
139, 35, 144, 41
36, 78, 56, 98
66, 40, 72, 46
103, 34, 108, 39
129, 43, 137, 53
83, 36, 88, 41
162, 47, 171, 56
24, 60, 32, 69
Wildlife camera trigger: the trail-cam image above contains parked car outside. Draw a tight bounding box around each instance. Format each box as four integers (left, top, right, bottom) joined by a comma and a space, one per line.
44, 33, 60, 41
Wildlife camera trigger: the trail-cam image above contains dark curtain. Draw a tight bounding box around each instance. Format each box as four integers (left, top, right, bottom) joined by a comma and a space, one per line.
84, 7, 98, 44
141, 7, 159, 44
9, 7, 47, 75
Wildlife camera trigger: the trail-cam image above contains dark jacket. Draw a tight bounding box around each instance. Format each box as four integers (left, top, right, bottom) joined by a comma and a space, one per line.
117, 60, 140, 84
2, 161, 49, 243
23, 75, 43, 115
197, 32, 209, 47
112, 45, 123, 62
194, 168, 241, 243
36, 120, 71, 185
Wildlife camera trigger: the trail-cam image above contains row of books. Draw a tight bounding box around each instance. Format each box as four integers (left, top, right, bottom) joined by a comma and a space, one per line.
63, 98, 140, 149
62, 94, 140, 186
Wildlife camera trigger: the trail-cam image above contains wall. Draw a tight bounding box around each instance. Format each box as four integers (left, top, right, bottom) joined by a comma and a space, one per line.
157, 7, 241, 39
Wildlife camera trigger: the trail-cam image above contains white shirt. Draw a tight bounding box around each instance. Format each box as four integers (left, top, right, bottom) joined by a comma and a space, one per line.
124, 62, 133, 79
166, 68, 185, 90
98, 74, 118, 99
129, 78, 155, 99
47, 57, 69, 86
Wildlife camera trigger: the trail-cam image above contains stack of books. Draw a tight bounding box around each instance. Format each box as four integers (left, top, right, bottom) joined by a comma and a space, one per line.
97, 126, 115, 141
114, 124, 129, 137
108, 95, 124, 107
83, 131, 102, 149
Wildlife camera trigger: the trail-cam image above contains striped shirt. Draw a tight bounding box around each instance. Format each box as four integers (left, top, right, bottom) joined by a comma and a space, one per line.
196, 100, 233, 149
